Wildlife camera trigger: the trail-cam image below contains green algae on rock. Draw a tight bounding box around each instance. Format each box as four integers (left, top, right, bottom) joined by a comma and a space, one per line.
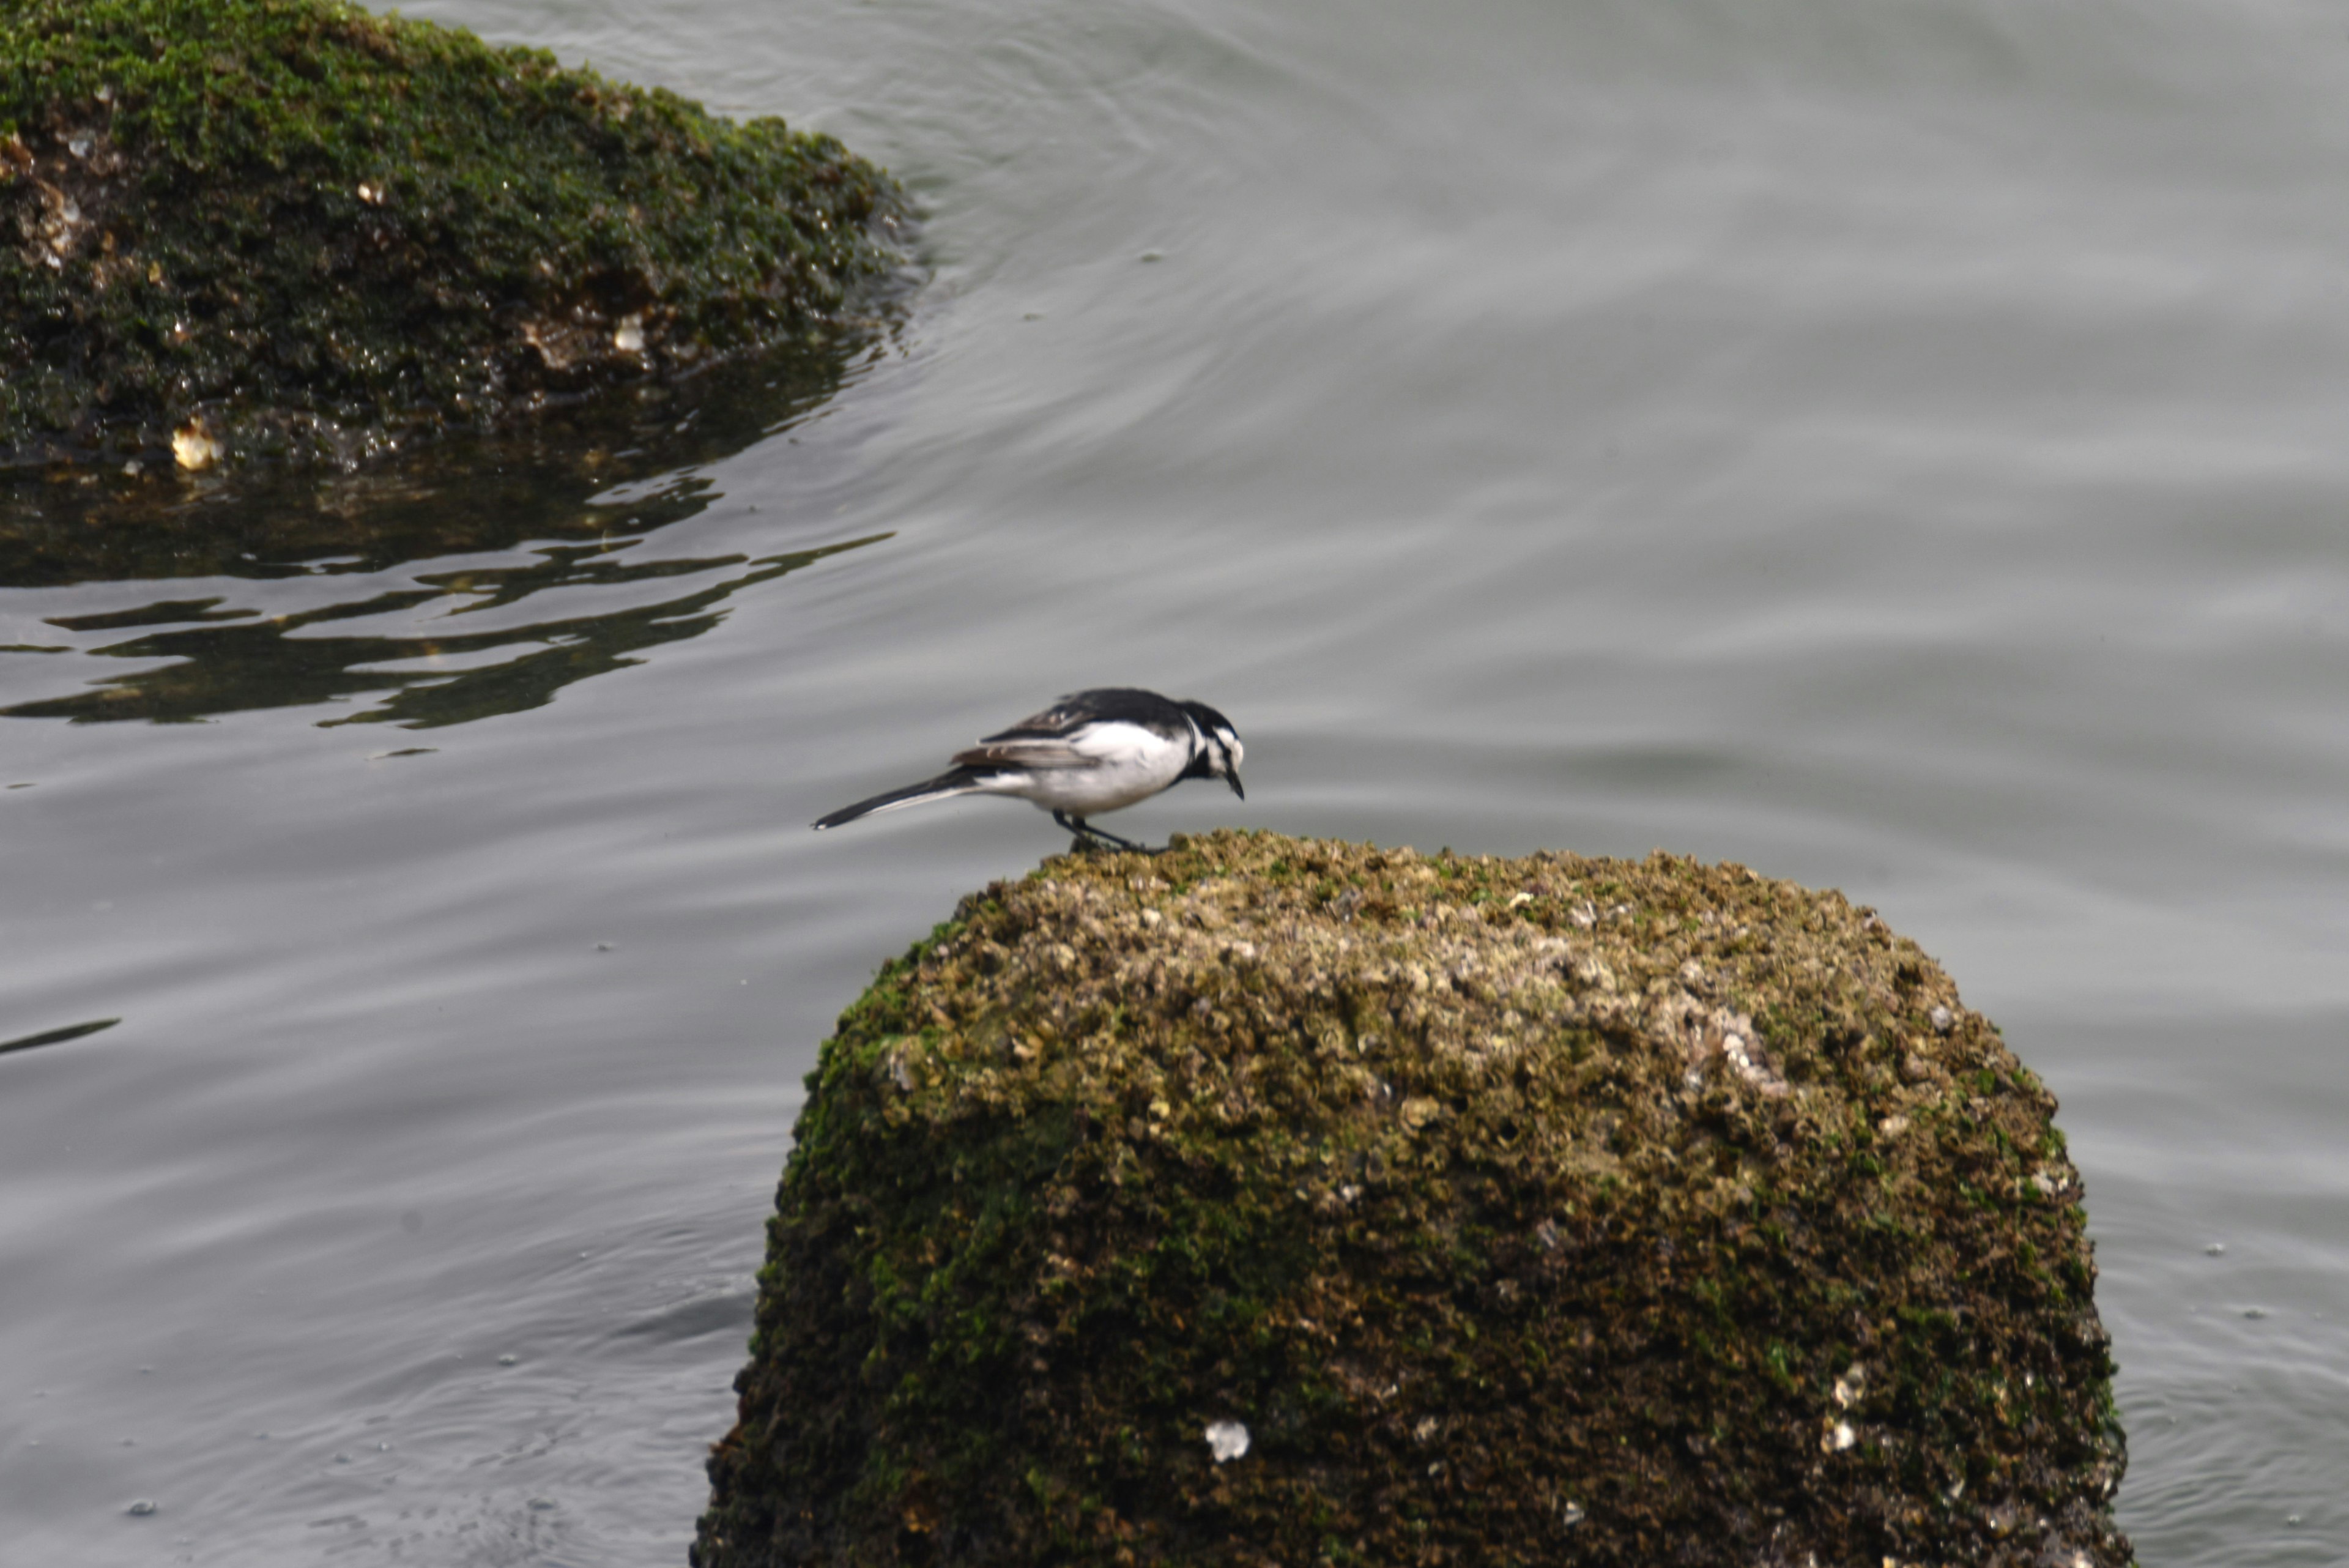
697, 831, 2130, 1567
1, 0, 905, 470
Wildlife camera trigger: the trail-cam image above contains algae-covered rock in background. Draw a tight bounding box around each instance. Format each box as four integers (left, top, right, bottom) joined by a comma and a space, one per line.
0, 0, 904, 470
698, 831, 2129, 1567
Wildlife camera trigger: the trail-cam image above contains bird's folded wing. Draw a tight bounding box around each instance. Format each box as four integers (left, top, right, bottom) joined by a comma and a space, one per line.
954, 721, 1176, 771
952, 738, 1089, 770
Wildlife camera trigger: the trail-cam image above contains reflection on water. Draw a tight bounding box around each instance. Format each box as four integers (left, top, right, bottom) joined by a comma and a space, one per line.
0, 334, 898, 729
0, 1017, 121, 1057
7, 533, 887, 729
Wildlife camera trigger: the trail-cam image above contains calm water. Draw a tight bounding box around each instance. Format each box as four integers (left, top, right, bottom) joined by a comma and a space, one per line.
4, 0, 2347, 1561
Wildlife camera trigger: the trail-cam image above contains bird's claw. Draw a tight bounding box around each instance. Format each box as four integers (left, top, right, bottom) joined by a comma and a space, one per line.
1055, 813, 1162, 855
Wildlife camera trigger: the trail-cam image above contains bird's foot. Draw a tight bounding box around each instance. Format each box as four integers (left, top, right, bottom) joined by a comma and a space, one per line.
1054, 812, 1161, 855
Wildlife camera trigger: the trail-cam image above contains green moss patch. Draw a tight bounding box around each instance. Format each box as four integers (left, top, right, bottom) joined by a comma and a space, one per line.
699, 831, 2130, 1567
1, 0, 905, 469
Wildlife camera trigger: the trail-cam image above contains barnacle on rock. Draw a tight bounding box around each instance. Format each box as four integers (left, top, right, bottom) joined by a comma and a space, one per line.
698, 831, 2129, 1567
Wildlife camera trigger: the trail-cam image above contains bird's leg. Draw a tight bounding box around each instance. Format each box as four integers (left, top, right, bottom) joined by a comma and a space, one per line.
1053, 811, 1159, 855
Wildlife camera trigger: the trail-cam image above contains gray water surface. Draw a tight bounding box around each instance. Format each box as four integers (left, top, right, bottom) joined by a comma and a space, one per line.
5, 0, 2347, 1561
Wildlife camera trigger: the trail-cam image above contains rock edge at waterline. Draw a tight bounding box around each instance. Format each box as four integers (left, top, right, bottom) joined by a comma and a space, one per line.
699, 830, 2129, 1567
1, 0, 905, 471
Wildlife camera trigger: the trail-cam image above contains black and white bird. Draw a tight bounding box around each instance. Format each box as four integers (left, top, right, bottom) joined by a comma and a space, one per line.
811, 687, 1244, 852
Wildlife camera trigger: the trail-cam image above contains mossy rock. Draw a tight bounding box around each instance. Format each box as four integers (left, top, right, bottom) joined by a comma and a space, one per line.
0, 0, 905, 470
699, 831, 2129, 1567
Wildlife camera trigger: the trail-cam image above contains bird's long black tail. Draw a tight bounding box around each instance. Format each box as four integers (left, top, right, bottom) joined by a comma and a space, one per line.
812, 767, 996, 830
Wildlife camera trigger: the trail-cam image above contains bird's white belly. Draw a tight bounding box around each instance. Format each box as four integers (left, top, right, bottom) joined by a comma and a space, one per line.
999, 757, 1182, 816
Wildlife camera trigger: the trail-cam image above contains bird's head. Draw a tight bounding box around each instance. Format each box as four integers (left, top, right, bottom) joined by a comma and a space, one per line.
1178, 700, 1245, 799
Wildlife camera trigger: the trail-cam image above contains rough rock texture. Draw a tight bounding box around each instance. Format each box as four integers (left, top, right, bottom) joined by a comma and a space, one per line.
699, 831, 2129, 1567
1, 0, 904, 470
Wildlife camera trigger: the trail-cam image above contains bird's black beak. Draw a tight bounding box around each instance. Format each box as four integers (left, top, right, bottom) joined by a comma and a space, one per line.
1226, 772, 1245, 800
